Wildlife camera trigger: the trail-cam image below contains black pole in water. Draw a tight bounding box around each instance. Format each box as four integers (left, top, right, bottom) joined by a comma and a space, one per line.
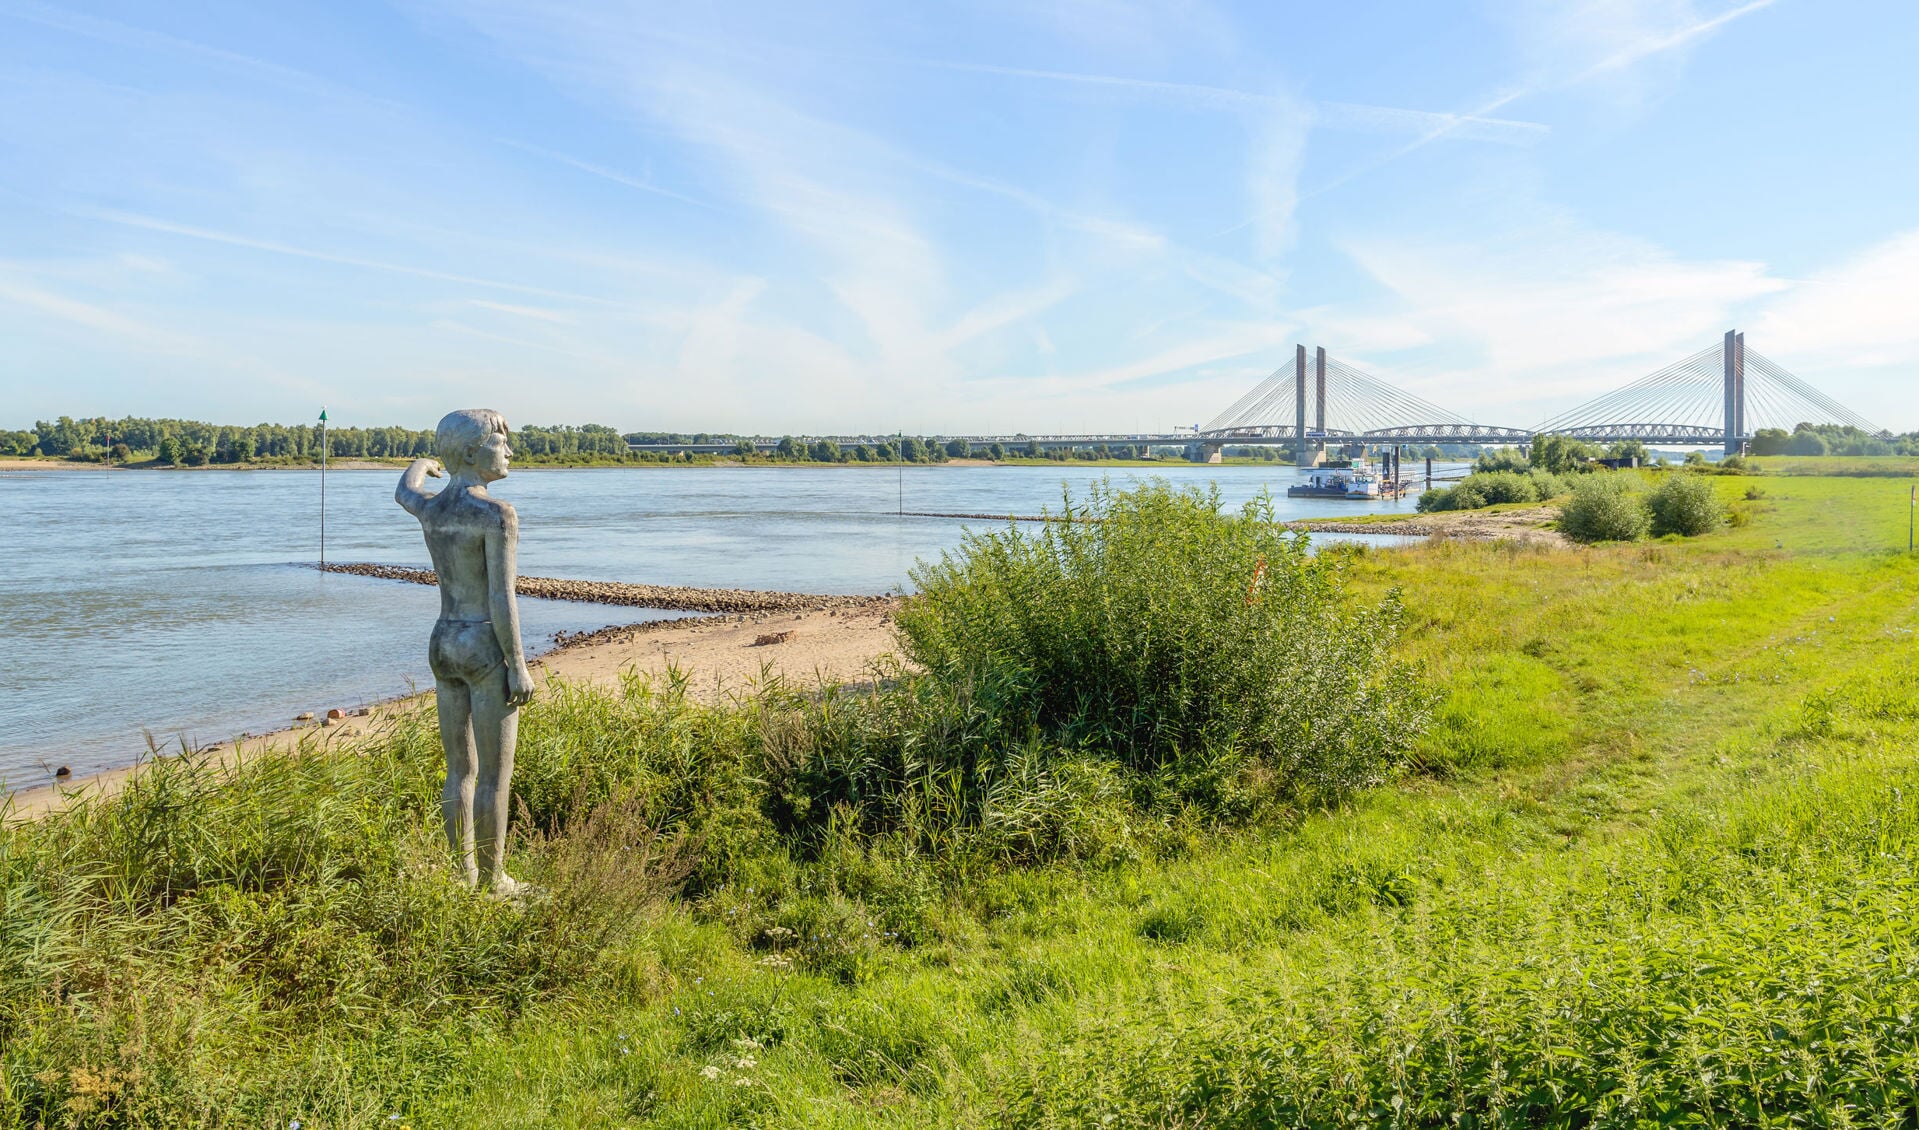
319, 406, 328, 569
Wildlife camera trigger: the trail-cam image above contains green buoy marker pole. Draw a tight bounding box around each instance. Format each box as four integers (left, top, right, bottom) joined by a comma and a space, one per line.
319, 406, 328, 569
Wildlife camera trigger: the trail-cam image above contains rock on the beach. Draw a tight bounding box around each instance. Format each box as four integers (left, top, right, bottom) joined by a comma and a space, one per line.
295, 711, 314, 721
752, 630, 796, 646
54, 765, 71, 778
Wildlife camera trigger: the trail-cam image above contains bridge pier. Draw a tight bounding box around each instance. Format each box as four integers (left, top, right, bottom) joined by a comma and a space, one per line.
1723, 329, 1746, 454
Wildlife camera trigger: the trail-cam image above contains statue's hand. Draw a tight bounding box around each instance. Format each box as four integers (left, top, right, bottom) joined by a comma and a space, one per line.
506, 664, 535, 707
420, 458, 445, 478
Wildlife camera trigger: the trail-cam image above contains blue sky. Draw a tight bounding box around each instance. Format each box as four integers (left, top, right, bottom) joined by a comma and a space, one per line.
2, 0, 1915, 433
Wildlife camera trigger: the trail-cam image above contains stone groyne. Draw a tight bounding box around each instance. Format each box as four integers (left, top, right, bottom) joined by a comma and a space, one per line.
321, 563, 897, 615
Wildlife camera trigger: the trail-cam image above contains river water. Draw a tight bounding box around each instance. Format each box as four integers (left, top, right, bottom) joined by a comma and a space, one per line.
0, 463, 1438, 788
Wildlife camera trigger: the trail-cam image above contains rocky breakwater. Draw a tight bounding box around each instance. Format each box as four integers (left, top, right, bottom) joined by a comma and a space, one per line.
321, 562, 896, 615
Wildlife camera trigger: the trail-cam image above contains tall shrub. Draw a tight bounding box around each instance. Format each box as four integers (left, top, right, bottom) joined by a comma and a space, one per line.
1417, 469, 1566, 513
1558, 474, 1651, 542
896, 482, 1430, 799
1647, 473, 1722, 536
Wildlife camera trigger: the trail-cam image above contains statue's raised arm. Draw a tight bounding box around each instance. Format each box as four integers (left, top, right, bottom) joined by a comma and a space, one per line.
395, 457, 443, 517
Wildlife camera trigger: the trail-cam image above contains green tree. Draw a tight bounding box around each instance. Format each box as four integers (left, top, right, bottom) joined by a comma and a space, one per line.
809, 439, 842, 463
1787, 430, 1830, 456
900, 436, 929, 463
945, 439, 970, 458
216, 432, 254, 463
1474, 446, 1530, 473
1530, 434, 1599, 475
732, 440, 756, 457
1647, 474, 1722, 537
775, 436, 802, 459
156, 437, 182, 465
1559, 474, 1650, 543
1606, 440, 1650, 465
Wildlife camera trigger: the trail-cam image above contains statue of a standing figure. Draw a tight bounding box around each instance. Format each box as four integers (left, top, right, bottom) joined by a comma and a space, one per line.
396, 409, 534, 896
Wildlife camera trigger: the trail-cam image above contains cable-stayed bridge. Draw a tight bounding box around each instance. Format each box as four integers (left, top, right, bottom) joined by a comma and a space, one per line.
1198, 330, 1888, 462
626, 330, 1886, 461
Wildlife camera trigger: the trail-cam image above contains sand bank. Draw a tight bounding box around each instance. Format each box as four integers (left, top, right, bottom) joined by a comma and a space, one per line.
322, 562, 894, 615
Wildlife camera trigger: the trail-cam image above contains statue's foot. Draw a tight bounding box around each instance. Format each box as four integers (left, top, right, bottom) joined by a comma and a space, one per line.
486, 873, 536, 905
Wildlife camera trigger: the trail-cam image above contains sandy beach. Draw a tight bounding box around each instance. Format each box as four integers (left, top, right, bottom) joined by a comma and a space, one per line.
7, 598, 903, 822
1288, 505, 1567, 547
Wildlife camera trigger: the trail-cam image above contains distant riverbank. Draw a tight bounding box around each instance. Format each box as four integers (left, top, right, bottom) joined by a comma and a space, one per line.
9, 590, 902, 821
0, 454, 1286, 472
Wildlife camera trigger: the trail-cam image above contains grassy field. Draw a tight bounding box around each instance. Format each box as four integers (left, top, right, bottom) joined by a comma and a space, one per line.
5, 472, 1919, 1127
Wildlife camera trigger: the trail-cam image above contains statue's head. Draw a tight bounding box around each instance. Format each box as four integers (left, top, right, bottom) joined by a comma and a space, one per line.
436, 408, 512, 482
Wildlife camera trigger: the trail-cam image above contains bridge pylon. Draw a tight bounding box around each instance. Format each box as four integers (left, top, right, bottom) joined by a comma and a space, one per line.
1723, 329, 1746, 455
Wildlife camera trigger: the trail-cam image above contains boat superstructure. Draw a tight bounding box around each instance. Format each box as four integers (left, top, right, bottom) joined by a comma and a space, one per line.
1285, 454, 1409, 500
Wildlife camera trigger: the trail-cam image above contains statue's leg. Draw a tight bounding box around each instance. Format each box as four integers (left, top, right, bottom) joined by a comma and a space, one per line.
469, 666, 519, 894
435, 676, 480, 887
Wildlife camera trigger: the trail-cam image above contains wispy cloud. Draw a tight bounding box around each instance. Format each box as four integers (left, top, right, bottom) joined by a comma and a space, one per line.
466, 299, 578, 324
499, 139, 718, 210
0, 274, 198, 349
0, 0, 407, 110
908, 57, 1550, 144
75, 208, 621, 305
1310, 1, 1775, 195
1338, 221, 1785, 422
1569, 0, 1777, 82
1752, 228, 1919, 369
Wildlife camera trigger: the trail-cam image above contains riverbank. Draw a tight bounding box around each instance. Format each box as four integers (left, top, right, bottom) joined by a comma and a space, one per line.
6, 596, 903, 822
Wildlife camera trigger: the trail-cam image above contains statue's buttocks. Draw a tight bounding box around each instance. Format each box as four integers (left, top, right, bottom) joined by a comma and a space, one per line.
396, 409, 532, 896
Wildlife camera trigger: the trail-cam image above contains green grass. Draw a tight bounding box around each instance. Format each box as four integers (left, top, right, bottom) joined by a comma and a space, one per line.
1749, 455, 1919, 478
6, 476, 1919, 1126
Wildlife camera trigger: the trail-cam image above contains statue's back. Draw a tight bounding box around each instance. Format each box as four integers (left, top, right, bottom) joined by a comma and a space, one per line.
418, 487, 513, 622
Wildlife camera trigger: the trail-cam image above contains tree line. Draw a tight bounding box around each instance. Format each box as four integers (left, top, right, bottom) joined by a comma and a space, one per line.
2, 417, 1189, 466
1746, 423, 1914, 457
3, 417, 641, 465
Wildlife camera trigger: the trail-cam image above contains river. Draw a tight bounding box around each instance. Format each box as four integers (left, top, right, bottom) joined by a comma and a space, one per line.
0, 462, 1440, 787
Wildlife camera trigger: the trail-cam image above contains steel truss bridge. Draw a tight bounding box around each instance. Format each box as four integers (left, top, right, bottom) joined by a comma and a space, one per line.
1196, 332, 1888, 458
